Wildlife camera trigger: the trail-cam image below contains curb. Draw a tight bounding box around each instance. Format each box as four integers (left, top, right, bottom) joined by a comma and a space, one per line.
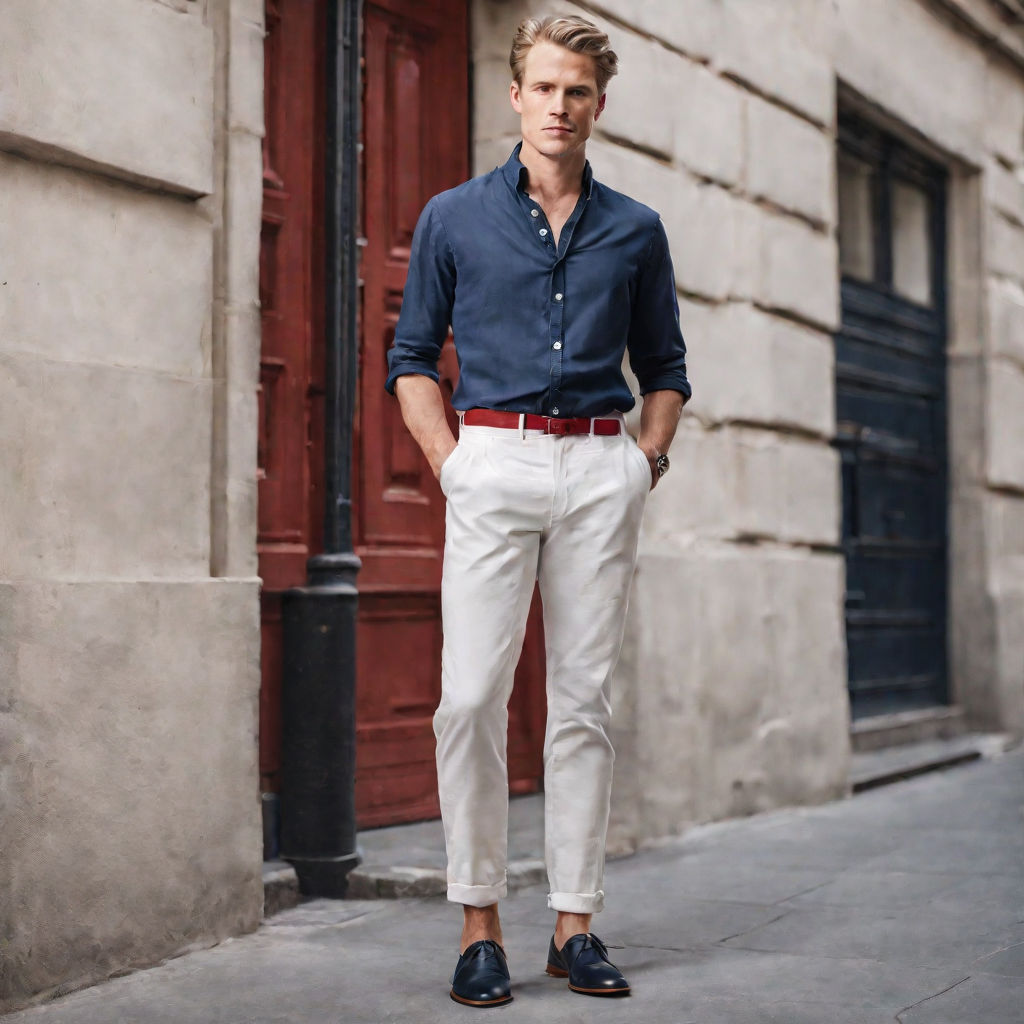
262, 860, 301, 918
345, 858, 547, 900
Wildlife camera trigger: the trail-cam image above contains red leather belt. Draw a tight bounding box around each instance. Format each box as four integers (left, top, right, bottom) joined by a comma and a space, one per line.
461, 409, 621, 436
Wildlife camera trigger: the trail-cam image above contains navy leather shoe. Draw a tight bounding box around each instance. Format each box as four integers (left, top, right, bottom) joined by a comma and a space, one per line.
450, 939, 513, 1007
546, 932, 630, 996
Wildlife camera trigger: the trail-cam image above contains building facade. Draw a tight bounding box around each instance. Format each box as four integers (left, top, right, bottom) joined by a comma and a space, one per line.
2, 0, 1022, 1010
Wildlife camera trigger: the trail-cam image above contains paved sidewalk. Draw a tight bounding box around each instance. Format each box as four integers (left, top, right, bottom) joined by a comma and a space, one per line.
6, 748, 1023, 1023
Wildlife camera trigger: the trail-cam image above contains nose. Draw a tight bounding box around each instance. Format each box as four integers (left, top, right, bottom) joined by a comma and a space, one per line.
549, 90, 568, 115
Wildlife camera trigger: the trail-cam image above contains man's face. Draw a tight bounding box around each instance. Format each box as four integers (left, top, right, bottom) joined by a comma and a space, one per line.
510, 40, 605, 165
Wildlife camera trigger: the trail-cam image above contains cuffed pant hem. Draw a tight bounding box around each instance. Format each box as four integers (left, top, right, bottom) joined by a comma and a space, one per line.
447, 880, 507, 907
546, 890, 605, 914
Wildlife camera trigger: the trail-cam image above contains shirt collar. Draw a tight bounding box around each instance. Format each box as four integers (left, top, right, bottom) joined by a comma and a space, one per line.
501, 141, 594, 200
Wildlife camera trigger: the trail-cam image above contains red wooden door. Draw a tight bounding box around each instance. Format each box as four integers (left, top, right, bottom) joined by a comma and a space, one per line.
355, 0, 546, 827
258, 0, 327, 799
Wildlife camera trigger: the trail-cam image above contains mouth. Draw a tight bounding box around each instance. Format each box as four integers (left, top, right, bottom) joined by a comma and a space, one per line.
543, 126, 574, 135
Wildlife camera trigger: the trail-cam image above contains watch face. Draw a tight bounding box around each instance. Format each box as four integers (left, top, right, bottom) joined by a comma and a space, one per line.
656, 454, 670, 477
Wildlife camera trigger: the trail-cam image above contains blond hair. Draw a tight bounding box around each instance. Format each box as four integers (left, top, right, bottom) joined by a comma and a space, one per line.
510, 15, 619, 94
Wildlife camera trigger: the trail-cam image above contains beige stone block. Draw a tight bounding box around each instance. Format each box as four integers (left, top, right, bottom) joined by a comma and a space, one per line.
835, 0, 986, 161
642, 426, 735, 544
233, 0, 266, 30
226, 381, 260, 525
769, 316, 836, 437
986, 359, 1024, 491
729, 432, 838, 547
777, 439, 840, 546
985, 61, 1024, 166
644, 423, 837, 547
474, 134, 520, 178
987, 492, 1024, 575
992, 583, 1024, 733
602, 0, 723, 63
228, 15, 265, 137
673, 63, 745, 186
949, 492, 997, 719
211, 304, 260, 579
731, 433, 783, 539
471, 0, 531, 61
989, 278, 1024, 368
679, 300, 752, 424
662, 177, 758, 302
745, 94, 834, 225
989, 212, 1024, 284
223, 306, 262, 400
0, 354, 212, 580
0, 154, 211, 376
757, 209, 839, 329
760, 553, 850, 791
612, 547, 849, 842
473, 57, 520, 142
709, 551, 847, 815
949, 354, 988, 487
588, 135, 676, 208
0, 0, 214, 195
986, 159, 1024, 228
591, 30, 678, 159
0, 578, 262, 1006
684, 301, 834, 436
948, 169, 986, 361
716, 0, 835, 126
220, 475, 260, 580
224, 129, 264, 308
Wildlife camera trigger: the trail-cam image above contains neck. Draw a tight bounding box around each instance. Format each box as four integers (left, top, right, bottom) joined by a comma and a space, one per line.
518, 140, 586, 203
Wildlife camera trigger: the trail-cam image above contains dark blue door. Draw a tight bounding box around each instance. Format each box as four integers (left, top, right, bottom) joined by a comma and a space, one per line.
835, 116, 948, 718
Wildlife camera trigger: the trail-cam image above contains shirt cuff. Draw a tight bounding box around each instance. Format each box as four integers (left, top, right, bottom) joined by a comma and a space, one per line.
638, 371, 692, 400
384, 360, 441, 395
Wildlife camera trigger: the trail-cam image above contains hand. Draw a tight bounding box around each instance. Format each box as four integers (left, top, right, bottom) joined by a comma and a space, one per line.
430, 438, 459, 481
639, 444, 659, 491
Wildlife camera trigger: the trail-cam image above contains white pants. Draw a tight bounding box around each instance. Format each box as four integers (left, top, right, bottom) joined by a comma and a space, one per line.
435, 415, 651, 914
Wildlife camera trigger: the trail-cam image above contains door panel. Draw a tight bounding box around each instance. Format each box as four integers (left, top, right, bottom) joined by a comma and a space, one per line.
356, 0, 546, 827
835, 116, 948, 719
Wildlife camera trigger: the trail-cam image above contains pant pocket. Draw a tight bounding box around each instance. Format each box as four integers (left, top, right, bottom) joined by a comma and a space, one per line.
439, 443, 467, 497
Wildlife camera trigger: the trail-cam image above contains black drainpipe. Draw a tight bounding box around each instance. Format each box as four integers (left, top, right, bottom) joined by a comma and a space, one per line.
279, 0, 363, 898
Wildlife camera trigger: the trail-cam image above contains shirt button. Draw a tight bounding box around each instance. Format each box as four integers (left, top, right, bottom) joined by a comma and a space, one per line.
553, 342, 562, 350
551, 407, 560, 415
531, 209, 539, 218
539, 228, 548, 237
555, 292, 563, 301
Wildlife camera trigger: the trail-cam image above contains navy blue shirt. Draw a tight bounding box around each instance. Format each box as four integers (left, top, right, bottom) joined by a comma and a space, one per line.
385, 143, 691, 417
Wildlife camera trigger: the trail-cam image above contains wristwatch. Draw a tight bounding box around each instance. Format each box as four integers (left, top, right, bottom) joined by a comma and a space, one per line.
655, 453, 670, 478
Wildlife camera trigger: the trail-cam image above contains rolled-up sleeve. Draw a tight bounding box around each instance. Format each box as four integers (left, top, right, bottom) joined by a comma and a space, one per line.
384, 198, 457, 394
626, 218, 692, 400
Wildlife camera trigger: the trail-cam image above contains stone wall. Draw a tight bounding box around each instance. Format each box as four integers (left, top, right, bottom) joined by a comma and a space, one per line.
472, 0, 1024, 853
0, 0, 264, 1010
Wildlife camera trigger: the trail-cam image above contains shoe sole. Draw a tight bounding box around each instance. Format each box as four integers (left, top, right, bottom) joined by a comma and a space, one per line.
449, 989, 513, 1008
546, 964, 630, 996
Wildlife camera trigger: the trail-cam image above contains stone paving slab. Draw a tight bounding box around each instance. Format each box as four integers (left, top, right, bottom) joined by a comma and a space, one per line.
4, 748, 1023, 1023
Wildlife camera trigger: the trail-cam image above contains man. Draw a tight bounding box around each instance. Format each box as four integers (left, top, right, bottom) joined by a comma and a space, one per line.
385, 14, 690, 1007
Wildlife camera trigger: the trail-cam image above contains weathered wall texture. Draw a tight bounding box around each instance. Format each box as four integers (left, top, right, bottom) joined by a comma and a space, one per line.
472, 0, 1024, 853
0, 0, 264, 1010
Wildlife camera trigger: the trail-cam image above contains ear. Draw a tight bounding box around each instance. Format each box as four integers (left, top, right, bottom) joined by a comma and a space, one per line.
509, 80, 522, 115
595, 93, 606, 120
